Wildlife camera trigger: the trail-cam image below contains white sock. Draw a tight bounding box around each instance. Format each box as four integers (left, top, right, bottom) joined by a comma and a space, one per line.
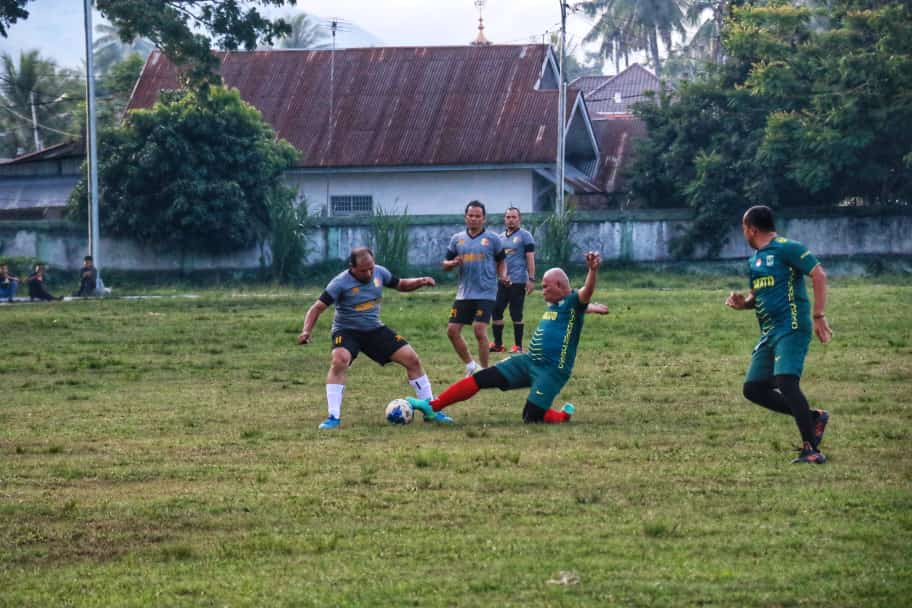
326, 384, 344, 419
465, 360, 478, 375
409, 374, 434, 401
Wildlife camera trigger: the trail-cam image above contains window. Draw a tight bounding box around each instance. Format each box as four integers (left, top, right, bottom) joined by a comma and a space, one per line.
331, 195, 373, 216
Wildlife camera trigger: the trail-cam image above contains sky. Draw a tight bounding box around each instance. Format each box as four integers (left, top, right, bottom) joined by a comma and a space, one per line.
0, 0, 609, 73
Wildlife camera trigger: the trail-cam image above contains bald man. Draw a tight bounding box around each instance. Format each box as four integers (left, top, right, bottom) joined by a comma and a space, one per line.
407, 252, 608, 424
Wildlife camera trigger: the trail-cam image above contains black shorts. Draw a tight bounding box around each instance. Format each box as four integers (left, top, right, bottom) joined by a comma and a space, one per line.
331, 326, 408, 365
493, 283, 527, 322
448, 299, 495, 325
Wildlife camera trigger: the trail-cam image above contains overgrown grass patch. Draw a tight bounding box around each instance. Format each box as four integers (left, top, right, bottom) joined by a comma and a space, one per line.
0, 278, 909, 606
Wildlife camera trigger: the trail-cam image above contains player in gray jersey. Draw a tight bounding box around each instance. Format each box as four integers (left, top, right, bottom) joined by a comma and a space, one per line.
442, 200, 508, 376
490, 207, 536, 353
298, 247, 451, 429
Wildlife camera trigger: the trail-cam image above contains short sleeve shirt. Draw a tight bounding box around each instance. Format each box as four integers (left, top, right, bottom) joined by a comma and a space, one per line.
499, 228, 536, 284
446, 229, 505, 301
748, 236, 820, 336
321, 265, 399, 333
527, 290, 588, 376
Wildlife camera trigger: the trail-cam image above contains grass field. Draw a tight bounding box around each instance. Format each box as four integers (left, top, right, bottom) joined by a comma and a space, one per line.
1, 273, 910, 607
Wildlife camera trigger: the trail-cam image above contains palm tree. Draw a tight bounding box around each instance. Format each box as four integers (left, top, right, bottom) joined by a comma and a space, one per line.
579, 4, 643, 73
275, 12, 328, 49
577, 0, 687, 77
93, 22, 154, 77
0, 50, 83, 157
684, 0, 727, 64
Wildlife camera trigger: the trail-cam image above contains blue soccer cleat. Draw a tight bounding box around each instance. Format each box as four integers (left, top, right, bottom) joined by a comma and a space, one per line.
561, 403, 575, 416
318, 415, 340, 430
405, 397, 454, 423
429, 411, 454, 424
406, 396, 433, 417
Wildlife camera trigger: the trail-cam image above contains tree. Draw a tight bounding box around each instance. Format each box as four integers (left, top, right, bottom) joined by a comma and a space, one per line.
0, 0, 27, 37
626, 0, 912, 257
274, 12, 327, 49
68, 86, 299, 256
0, 1, 295, 85
578, 0, 688, 77
0, 50, 82, 157
93, 21, 153, 77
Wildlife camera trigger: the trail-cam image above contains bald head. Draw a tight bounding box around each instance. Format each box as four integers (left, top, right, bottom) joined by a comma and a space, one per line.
543, 268, 569, 288
541, 267, 571, 303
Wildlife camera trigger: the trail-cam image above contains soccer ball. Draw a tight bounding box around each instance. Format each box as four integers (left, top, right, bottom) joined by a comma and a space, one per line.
385, 398, 413, 425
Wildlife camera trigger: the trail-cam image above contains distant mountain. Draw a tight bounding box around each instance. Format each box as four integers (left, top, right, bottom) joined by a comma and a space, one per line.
0, 2, 382, 70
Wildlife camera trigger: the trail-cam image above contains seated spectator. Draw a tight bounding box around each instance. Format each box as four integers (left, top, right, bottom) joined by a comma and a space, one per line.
27, 264, 60, 301
73, 255, 98, 297
0, 263, 19, 302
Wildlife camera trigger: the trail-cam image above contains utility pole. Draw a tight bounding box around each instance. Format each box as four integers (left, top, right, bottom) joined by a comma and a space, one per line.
326, 19, 337, 216
30, 90, 42, 151
83, 0, 103, 292
556, 1, 568, 216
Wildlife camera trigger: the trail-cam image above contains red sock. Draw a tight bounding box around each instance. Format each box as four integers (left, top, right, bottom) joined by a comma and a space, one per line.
543, 409, 570, 424
430, 376, 479, 411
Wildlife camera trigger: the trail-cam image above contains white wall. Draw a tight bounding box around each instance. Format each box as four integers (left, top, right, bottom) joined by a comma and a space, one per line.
286, 169, 535, 215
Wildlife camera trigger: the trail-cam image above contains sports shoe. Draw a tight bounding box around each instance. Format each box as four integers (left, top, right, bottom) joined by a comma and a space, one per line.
792, 442, 827, 464
318, 416, 340, 430
465, 361, 479, 377
428, 411, 454, 424
813, 409, 830, 448
405, 396, 434, 418
510, 345, 523, 353
561, 403, 575, 416
489, 342, 505, 353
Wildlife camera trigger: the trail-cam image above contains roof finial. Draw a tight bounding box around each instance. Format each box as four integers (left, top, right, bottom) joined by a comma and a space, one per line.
471, 0, 491, 46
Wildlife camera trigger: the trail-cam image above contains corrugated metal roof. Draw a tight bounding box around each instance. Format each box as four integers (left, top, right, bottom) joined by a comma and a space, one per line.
569, 74, 613, 95
591, 116, 648, 193
0, 140, 84, 165
129, 45, 573, 168
585, 64, 661, 116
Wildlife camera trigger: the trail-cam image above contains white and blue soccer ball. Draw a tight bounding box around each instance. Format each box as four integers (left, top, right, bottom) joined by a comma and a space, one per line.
385, 398, 413, 425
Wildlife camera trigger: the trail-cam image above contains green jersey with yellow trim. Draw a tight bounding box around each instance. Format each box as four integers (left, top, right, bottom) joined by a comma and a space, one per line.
748, 236, 819, 336
527, 290, 587, 376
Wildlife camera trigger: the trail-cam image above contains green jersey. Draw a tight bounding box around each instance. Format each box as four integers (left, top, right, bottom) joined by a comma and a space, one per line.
527, 290, 587, 376
748, 236, 819, 337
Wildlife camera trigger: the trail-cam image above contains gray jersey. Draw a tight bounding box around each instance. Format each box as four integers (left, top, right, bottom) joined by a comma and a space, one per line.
499, 228, 535, 283
319, 265, 398, 333
446, 229, 505, 301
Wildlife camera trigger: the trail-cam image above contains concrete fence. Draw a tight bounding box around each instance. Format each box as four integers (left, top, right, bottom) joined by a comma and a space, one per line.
1, 208, 910, 272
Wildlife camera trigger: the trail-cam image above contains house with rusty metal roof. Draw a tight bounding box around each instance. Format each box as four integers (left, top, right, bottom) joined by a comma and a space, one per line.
571, 63, 661, 118
569, 64, 662, 208
127, 44, 600, 216
0, 140, 83, 220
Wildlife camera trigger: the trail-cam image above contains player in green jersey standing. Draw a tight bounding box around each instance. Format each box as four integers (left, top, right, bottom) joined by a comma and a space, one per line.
408, 251, 608, 424
726, 206, 833, 464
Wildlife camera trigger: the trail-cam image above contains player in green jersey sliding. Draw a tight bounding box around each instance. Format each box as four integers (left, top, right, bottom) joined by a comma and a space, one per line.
726, 206, 833, 464
408, 251, 608, 424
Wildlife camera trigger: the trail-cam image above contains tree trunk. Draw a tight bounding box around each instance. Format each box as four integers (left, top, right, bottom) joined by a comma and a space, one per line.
649, 32, 661, 77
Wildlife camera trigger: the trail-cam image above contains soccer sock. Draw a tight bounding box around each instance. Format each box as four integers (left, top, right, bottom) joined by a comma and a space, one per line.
430, 376, 479, 411
326, 383, 344, 419
513, 323, 524, 348
409, 374, 434, 401
492, 323, 504, 346
465, 360, 479, 375
775, 375, 816, 445
743, 381, 791, 415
